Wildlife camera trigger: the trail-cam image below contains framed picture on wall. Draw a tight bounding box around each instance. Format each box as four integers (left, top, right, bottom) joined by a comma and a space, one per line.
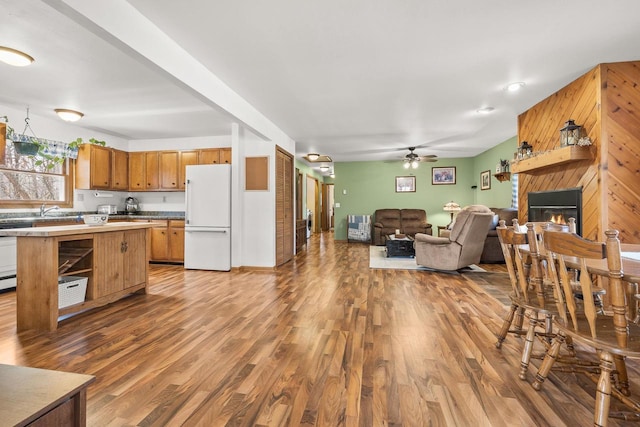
395, 176, 416, 192
432, 167, 456, 185
481, 170, 491, 190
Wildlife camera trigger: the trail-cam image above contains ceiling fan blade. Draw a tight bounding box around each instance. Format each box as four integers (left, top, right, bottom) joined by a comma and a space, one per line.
421, 154, 437, 158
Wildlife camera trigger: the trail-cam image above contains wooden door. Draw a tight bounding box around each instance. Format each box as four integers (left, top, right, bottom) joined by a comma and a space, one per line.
91, 145, 111, 189
123, 229, 147, 288
160, 151, 179, 189
275, 146, 294, 266
111, 149, 128, 190
128, 152, 146, 191
145, 152, 159, 190
179, 151, 198, 189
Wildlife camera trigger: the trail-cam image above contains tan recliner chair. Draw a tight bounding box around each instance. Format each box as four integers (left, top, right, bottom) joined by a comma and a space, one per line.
414, 205, 494, 271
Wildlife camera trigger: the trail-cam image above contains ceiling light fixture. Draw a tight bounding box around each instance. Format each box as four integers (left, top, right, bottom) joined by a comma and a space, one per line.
476, 107, 495, 114
319, 165, 330, 172
0, 46, 34, 67
54, 109, 84, 122
506, 82, 526, 92
307, 153, 320, 161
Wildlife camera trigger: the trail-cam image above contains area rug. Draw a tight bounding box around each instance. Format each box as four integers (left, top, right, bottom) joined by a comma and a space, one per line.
368, 246, 485, 273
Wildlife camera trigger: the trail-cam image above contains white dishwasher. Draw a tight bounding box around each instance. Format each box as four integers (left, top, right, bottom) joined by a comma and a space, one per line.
0, 221, 33, 291
0, 237, 17, 290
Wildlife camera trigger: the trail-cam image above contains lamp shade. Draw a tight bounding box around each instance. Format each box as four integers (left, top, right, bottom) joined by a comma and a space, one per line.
443, 201, 461, 212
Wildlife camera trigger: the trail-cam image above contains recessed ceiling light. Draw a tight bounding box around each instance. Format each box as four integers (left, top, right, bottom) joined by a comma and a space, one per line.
55, 109, 84, 122
476, 107, 495, 114
0, 46, 34, 67
506, 82, 526, 92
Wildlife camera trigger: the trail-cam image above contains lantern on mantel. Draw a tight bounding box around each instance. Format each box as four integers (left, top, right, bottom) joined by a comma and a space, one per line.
517, 141, 532, 159
559, 119, 585, 147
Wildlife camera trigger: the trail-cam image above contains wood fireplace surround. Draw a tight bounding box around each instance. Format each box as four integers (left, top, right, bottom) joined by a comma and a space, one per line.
517, 60, 640, 243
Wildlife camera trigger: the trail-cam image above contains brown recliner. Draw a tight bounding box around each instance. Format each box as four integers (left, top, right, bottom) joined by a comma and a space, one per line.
414, 205, 494, 271
373, 208, 432, 245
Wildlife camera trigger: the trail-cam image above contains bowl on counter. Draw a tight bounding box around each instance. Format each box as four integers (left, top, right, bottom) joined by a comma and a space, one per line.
83, 214, 109, 226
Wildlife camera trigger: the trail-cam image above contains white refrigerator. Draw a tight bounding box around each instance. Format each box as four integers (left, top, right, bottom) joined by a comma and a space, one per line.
184, 164, 231, 271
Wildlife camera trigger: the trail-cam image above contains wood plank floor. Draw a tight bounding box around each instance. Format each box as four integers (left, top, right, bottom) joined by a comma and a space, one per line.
0, 232, 638, 426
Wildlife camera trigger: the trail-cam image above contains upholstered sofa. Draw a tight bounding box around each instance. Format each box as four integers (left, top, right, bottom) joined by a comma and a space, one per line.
373, 209, 432, 245
480, 207, 518, 263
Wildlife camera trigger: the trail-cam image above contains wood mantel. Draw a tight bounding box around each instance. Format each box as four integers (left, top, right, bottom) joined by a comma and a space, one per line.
511, 145, 595, 174
0, 222, 152, 331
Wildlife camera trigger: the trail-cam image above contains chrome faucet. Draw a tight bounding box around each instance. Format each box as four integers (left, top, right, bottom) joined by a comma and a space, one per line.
40, 203, 60, 217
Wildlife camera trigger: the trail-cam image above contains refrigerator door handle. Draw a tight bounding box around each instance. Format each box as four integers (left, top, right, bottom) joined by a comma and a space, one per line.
185, 178, 191, 225
185, 227, 228, 233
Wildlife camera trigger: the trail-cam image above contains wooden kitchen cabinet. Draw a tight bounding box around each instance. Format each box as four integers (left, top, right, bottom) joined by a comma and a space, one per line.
145, 151, 159, 190
199, 148, 219, 164
199, 148, 231, 165
111, 148, 129, 190
93, 228, 147, 297
179, 151, 198, 189
137, 219, 184, 262
75, 144, 111, 189
169, 220, 185, 262
220, 148, 232, 164
128, 152, 146, 191
160, 151, 179, 190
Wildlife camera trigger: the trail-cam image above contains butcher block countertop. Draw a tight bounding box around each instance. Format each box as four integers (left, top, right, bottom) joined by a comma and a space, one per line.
0, 221, 153, 237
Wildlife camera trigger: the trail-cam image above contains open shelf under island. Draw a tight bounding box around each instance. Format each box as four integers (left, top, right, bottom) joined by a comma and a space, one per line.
0, 222, 153, 332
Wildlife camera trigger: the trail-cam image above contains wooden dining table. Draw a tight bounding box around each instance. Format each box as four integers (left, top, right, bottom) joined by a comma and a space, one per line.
522, 240, 640, 319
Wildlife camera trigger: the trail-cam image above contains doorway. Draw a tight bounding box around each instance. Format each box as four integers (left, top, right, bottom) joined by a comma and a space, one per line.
322, 184, 334, 230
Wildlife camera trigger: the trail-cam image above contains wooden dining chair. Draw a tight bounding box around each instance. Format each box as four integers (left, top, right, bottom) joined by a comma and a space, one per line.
531, 229, 640, 426
495, 220, 558, 380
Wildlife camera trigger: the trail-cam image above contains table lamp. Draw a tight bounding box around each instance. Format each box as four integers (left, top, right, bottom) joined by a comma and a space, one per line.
443, 201, 461, 229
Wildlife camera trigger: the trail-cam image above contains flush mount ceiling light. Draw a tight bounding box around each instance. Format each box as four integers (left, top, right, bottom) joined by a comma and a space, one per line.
307, 153, 320, 161
506, 82, 526, 92
0, 46, 35, 67
319, 165, 330, 172
476, 107, 495, 114
54, 109, 84, 122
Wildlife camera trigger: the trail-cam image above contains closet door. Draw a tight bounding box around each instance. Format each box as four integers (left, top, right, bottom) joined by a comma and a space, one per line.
275, 146, 294, 266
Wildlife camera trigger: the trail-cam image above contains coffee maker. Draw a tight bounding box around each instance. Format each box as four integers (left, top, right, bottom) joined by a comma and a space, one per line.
125, 197, 139, 215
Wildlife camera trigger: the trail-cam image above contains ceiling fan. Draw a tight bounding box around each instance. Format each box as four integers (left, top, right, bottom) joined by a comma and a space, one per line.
400, 147, 437, 169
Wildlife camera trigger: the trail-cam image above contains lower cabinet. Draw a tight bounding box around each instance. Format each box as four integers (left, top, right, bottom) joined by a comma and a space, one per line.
136, 219, 185, 263
93, 229, 147, 297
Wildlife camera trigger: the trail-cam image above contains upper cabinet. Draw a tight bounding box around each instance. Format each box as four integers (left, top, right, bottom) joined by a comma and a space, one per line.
159, 151, 179, 190
79, 147, 231, 192
198, 148, 231, 164
76, 145, 134, 191
145, 152, 159, 190
111, 149, 129, 190
179, 151, 198, 189
128, 152, 146, 191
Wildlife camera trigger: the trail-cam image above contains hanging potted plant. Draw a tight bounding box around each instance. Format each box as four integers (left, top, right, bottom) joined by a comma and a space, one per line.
2, 116, 39, 155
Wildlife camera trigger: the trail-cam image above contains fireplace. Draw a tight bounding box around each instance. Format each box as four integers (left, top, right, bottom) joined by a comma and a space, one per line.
527, 187, 582, 236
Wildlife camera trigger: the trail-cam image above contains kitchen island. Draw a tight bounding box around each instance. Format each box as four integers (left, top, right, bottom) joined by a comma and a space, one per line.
0, 222, 152, 332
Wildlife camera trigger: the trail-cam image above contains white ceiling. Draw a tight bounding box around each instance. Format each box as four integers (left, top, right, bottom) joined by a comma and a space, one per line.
1, 0, 640, 165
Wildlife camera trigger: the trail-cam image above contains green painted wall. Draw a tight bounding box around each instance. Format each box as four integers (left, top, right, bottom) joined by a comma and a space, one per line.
331, 136, 517, 240
473, 136, 518, 207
